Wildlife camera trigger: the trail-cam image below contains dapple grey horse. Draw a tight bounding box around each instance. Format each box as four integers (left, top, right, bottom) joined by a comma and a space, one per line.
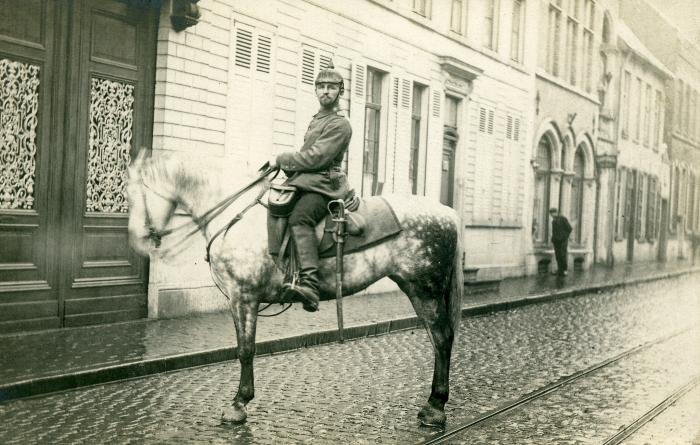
126, 152, 463, 427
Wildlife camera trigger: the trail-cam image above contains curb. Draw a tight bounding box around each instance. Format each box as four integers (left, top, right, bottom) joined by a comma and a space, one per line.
1, 267, 697, 403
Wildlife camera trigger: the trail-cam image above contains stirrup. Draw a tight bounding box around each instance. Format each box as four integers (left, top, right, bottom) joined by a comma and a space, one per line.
281, 283, 319, 312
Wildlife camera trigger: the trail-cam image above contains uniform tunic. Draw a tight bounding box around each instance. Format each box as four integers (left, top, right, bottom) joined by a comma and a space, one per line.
276, 109, 352, 200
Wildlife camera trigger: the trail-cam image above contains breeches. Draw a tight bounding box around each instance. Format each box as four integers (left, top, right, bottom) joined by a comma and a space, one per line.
288, 192, 330, 228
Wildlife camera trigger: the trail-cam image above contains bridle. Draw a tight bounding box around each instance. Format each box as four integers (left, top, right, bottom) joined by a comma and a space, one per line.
139, 165, 278, 260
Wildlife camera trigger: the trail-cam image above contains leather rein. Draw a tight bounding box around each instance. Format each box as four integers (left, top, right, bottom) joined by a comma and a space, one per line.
142, 166, 278, 261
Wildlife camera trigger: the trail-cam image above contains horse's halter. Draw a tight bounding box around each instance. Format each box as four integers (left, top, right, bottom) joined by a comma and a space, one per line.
137, 166, 277, 259
140, 181, 178, 249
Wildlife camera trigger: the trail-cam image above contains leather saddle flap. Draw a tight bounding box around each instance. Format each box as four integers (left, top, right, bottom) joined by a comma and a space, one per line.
317, 196, 402, 258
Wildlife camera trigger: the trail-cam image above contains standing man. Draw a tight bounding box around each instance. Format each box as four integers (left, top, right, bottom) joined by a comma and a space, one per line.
549, 207, 572, 276
268, 61, 352, 312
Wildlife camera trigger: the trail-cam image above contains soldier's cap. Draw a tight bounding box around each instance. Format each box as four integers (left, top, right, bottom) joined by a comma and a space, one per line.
315, 59, 343, 85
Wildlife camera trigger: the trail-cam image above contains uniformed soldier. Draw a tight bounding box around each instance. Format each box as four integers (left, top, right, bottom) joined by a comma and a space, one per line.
269, 61, 352, 312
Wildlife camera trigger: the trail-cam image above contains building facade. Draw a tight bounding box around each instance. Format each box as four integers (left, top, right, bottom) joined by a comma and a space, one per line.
528, 0, 602, 274
619, 0, 700, 262
3, 0, 697, 332
145, 0, 540, 317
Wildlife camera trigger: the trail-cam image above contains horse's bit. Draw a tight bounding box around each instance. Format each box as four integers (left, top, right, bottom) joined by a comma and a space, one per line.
141, 166, 277, 258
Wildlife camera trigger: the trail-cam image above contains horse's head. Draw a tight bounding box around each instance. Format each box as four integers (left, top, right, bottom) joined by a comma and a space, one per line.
127, 151, 178, 256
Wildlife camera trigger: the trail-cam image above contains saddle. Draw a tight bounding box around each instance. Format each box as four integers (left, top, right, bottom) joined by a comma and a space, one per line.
267, 194, 402, 260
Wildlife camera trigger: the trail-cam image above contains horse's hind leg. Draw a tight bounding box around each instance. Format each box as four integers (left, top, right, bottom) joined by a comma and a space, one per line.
221, 300, 258, 423
393, 278, 455, 427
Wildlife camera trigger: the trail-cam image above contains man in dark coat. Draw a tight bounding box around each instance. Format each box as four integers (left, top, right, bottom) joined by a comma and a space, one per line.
269, 61, 352, 312
549, 207, 572, 276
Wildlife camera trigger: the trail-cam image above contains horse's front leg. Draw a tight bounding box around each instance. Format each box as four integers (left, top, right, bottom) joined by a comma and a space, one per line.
222, 299, 258, 423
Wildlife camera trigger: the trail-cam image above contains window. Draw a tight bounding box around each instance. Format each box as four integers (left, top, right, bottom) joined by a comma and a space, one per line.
674, 80, 682, 132
671, 166, 680, 231
621, 71, 631, 139
634, 77, 642, 142
409, 83, 426, 195
565, 0, 580, 85
646, 177, 657, 240
643, 84, 652, 147
546, 1, 563, 76
511, 0, 523, 62
653, 90, 662, 151
533, 136, 553, 243
363, 68, 384, 196
413, 0, 431, 17
570, 147, 585, 243
441, 96, 460, 207
636, 174, 646, 240
484, 0, 498, 50
615, 168, 625, 239
691, 90, 698, 141
687, 173, 696, 231
624, 170, 635, 238
451, 0, 465, 33
582, 0, 594, 92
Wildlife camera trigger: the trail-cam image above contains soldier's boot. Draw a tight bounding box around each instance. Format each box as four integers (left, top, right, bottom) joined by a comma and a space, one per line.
283, 225, 321, 312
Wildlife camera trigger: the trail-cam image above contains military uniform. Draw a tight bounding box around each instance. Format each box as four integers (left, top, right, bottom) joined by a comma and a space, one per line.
277, 109, 352, 200
273, 60, 352, 312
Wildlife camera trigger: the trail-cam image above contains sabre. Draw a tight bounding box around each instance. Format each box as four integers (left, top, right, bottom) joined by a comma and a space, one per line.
328, 199, 346, 343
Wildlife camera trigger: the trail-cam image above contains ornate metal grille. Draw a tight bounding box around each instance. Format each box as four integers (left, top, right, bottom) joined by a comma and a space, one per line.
0, 58, 40, 210
86, 77, 134, 213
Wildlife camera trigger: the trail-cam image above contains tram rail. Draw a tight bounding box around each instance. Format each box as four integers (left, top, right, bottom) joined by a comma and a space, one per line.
418, 326, 696, 445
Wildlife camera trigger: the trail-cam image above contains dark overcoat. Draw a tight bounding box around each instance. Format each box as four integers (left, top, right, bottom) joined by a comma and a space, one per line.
276, 109, 352, 200
551, 215, 572, 244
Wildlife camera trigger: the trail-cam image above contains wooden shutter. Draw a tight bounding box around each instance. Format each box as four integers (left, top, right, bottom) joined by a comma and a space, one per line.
347, 61, 367, 188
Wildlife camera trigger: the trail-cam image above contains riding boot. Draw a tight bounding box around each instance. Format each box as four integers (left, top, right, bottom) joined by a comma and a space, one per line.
284, 225, 321, 312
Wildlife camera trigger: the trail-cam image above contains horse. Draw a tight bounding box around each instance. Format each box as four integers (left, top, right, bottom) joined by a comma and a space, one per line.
126, 151, 463, 427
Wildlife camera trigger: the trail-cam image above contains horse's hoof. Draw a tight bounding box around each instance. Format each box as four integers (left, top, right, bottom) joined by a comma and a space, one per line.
417, 404, 446, 428
221, 401, 247, 424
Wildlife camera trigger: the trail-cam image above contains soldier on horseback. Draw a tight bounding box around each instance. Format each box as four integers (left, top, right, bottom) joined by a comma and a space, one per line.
268, 61, 352, 312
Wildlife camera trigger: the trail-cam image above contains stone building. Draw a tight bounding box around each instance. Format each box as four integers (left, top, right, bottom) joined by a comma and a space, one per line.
145, 0, 541, 317
0, 0, 542, 331
528, 0, 602, 274
595, 14, 672, 265
618, 0, 700, 262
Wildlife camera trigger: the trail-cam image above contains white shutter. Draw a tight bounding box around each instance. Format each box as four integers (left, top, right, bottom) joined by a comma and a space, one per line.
227, 20, 275, 164
347, 61, 367, 189
425, 85, 443, 199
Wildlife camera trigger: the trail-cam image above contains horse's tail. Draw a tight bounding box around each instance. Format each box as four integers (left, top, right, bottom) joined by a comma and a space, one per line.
447, 227, 463, 342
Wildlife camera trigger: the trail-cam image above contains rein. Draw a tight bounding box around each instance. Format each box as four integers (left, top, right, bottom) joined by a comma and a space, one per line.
143, 166, 277, 258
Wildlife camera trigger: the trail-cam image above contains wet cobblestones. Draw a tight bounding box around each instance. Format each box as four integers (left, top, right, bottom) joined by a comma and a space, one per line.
0, 274, 698, 444
622, 382, 700, 445
445, 328, 700, 444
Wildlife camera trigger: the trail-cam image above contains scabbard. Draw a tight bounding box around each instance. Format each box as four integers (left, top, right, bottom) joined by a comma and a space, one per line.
330, 200, 346, 343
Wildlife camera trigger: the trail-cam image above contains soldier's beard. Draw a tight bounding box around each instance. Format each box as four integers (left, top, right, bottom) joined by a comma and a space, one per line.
319, 94, 340, 110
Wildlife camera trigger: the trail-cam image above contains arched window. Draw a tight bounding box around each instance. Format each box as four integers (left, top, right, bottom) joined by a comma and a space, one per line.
570, 147, 585, 243
533, 135, 553, 244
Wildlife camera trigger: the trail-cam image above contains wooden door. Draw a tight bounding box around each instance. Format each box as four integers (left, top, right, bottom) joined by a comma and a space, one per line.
0, 0, 157, 333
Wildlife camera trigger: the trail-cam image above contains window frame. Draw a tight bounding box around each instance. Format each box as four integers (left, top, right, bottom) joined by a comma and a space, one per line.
362, 68, 385, 196
510, 0, 524, 62
413, 0, 432, 18
409, 83, 427, 195
483, 0, 500, 51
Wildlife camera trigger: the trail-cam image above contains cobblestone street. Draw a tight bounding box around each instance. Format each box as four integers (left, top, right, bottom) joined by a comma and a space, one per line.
1, 274, 699, 444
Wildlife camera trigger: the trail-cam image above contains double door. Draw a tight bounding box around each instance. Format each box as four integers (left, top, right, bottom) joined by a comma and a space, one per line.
0, 0, 157, 332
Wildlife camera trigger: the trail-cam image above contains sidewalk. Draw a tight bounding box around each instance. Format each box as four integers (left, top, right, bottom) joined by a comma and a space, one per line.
1, 260, 698, 403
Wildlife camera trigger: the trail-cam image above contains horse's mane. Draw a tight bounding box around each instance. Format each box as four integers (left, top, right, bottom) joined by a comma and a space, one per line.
140, 153, 261, 198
